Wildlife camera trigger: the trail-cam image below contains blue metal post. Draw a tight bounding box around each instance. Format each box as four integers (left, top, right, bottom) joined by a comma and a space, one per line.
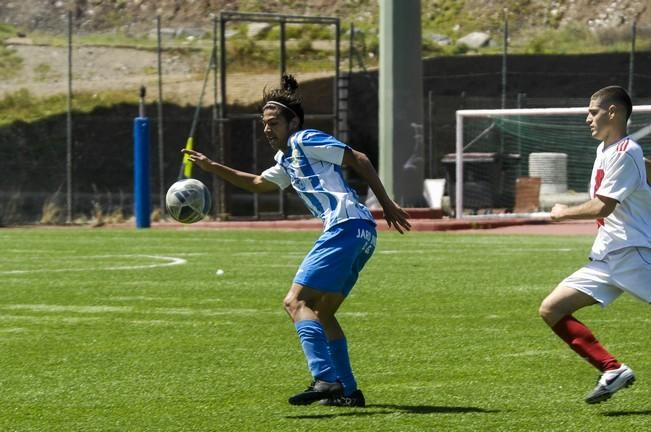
133, 116, 151, 228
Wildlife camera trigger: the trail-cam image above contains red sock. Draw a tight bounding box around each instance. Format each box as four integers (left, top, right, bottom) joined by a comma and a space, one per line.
552, 315, 621, 372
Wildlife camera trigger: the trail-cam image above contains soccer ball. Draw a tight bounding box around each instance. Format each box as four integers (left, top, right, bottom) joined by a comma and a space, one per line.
165, 179, 212, 224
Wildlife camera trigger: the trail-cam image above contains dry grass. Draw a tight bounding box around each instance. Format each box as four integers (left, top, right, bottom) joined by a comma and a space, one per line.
39, 195, 63, 225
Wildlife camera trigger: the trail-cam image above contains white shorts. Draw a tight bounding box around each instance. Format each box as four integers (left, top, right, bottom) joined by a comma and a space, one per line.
561, 247, 651, 307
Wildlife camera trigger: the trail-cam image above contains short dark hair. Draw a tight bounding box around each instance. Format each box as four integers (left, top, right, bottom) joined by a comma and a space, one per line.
591, 85, 632, 120
261, 74, 305, 128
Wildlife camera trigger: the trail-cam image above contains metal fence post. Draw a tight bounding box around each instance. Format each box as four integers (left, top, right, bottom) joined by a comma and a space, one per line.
66, 10, 73, 223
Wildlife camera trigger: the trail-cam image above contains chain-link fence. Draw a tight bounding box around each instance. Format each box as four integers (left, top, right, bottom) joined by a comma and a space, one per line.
0, 12, 343, 225
2, 8, 650, 225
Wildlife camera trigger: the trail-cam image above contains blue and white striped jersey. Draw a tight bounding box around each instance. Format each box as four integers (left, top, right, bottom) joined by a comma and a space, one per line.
261, 129, 375, 231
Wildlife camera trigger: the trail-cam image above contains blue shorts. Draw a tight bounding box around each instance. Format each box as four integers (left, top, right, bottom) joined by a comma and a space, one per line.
294, 219, 377, 296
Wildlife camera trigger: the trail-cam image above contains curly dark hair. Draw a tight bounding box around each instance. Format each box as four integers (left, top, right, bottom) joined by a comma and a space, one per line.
261, 74, 305, 128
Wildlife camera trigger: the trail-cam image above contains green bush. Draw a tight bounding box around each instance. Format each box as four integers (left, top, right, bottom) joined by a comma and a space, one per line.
296, 36, 313, 54
227, 38, 279, 70
0, 24, 16, 38
521, 25, 598, 55
0, 89, 137, 126
33, 63, 56, 81
0, 45, 23, 79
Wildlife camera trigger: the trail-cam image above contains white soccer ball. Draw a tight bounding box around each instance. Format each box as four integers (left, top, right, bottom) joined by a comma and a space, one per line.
165, 179, 212, 224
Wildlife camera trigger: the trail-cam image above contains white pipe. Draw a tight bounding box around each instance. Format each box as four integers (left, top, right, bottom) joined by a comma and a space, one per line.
462, 212, 551, 220
457, 105, 651, 118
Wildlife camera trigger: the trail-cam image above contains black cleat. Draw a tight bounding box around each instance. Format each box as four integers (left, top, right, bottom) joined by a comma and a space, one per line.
320, 389, 366, 407
288, 379, 343, 405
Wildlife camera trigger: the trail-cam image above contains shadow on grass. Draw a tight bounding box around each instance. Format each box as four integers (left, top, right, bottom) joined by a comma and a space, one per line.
286, 404, 498, 419
602, 410, 651, 417
371, 404, 499, 414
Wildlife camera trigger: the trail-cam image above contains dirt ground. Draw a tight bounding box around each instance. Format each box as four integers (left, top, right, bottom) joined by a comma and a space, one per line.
1, 40, 332, 105
455, 220, 598, 235
3, 0, 649, 106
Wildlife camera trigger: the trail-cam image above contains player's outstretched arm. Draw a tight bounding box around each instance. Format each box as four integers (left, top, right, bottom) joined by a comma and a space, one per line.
181, 149, 277, 193
343, 148, 411, 234
550, 195, 617, 222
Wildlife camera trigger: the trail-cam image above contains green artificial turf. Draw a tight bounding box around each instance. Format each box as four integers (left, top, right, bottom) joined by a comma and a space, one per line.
0, 228, 649, 431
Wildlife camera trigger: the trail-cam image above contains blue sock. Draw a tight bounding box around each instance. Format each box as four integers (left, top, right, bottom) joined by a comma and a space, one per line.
328, 337, 357, 396
295, 320, 338, 382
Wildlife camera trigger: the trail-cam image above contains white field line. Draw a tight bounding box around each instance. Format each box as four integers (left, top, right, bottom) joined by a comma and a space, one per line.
500, 349, 560, 358
0, 314, 101, 324
377, 236, 589, 245
0, 314, 216, 327
0, 304, 368, 319
0, 303, 266, 317
3, 250, 204, 256
0, 254, 187, 275
231, 252, 270, 256
106, 296, 188, 302
104, 296, 225, 305
376, 248, 573, 254
3, 304, 133, 313
0, 327, 28, 333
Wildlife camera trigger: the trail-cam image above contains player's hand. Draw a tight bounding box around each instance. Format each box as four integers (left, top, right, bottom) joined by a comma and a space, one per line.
381, 201, 411, 234
181, 149, 213, 172
550, 203, 568, 221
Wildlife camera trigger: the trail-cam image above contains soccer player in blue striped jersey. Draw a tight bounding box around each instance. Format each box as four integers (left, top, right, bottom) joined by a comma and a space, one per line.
183, 74, 410, 407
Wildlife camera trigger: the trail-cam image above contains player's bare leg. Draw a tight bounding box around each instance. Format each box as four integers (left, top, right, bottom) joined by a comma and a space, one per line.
539, 284, 597, 327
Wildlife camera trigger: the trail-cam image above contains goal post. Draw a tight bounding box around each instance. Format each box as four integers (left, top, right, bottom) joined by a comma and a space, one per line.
453, 105, 651, 219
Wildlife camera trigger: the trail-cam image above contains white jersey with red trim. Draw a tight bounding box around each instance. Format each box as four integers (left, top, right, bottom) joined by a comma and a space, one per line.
589, 136, 651, 260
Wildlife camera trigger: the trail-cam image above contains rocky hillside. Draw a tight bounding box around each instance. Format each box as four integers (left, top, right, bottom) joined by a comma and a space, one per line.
1, 0, 650, 110
1, 0, 649, 38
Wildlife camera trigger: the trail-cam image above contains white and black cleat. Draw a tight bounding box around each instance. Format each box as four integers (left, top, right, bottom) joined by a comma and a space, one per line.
585, 364, 635, 404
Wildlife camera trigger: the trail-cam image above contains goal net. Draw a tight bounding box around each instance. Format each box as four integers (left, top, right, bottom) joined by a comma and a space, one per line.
451, 105, 651, 219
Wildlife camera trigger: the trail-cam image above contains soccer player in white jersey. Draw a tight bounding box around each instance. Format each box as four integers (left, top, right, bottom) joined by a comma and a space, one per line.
183, 74, 411, 407
539, 85, 651, 404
